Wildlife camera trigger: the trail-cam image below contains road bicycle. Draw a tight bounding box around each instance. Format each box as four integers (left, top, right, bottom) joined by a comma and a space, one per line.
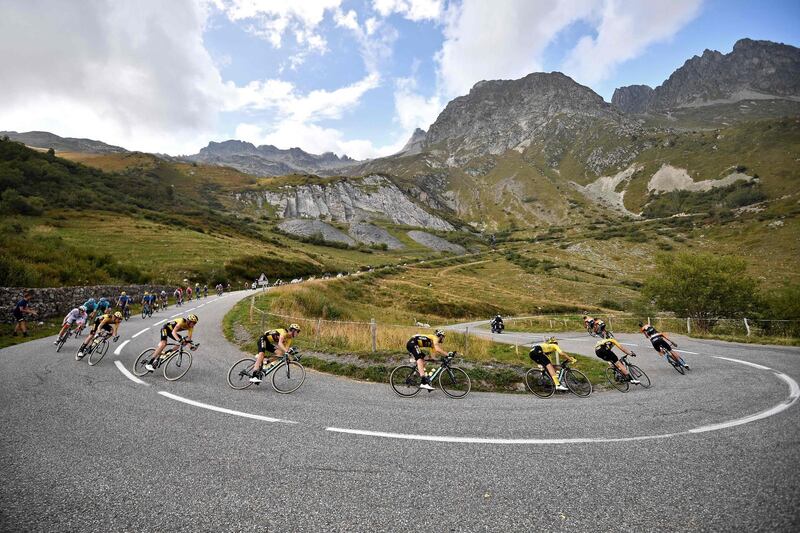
491, 322, 504, 334
390, 352, 471, 399
605, 354, 651, 392
227, 348, 306, 394
55, 324, 83, 352
662, 346, 690, 375
161, 297, 168, 310
525, 360, 592, 398
75, 330, 115, 366
141, 303, 152, 319
122, 306, 131, 321
132, 341, 199, 381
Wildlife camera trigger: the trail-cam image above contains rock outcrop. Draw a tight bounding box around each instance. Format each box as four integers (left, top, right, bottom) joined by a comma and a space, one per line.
613, 39, 800, 112
277, 219, 355, 246
187, 140, 358, 177
0, 131, 128, 154
396, 128, 427, 156
348, 223, 404, 249
239, 175, 454, 231
407, 231, 465, 254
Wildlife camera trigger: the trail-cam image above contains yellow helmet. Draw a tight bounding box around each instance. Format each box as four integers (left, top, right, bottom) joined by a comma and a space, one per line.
113, 311, 123, 319
187, 314, 199, 323
289, 323, 301, 332
144, 291, 149, 295
121, 291, 126, 296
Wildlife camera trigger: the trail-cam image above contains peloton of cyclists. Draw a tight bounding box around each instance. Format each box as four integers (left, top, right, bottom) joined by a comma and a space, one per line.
583, 313, 608, 337
249, 324, 302, 383
529, 337, 577, 391
406, 329, 449, 390
144, 314, 199, 372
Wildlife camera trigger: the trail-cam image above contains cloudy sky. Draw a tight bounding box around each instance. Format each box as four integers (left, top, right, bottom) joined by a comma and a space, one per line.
1, 0, 798, 158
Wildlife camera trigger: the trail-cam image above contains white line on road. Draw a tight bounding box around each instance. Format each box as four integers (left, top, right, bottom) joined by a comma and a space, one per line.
114, 360, 148, 386
170, 313, 181, 318
157, 392, 296, 424
132, 327, 150, 338
679, 350, 700, 355
154, 318, 168, 326
325, 355, 799, 445
113, 340, 130, 355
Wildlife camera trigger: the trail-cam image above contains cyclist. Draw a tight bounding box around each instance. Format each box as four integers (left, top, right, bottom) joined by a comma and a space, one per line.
55, 305, 88, 344
83, 297, 97, 320
582, 313, 607, 336
249, 324, 302, 383
594, 337, 639, 383
186, 284, 193, 302
145, 314, 198, 372
406, 329, 448, 390
77, 311, 122, 359
117, 292, 131, 315
639, 322, 689, 369
528, 337, 577, 391
96, 297, 111, 317
203, 284, 208, 298
490, 314, 504, 333
141, 291, 152, 315
12, 291, 36, 337
160, 290, 168, 309
194, 282, 200, 300
174, 287, 183, 307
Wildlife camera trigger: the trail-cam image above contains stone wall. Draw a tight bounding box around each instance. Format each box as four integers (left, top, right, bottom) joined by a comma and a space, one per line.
1, 285, 176, 323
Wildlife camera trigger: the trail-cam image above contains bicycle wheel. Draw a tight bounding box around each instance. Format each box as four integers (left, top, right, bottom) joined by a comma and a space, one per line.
132, 348, 155, 377
525, 368, 555, 398
605, 367, 629, 392
163, 350, 192, 381
55, 333, 67, 353
389, 365, 422, 397
88, 339, 109, 366
629, 364, 651, 388
666, 351, 685, 375
439, 366, 471, 399
227, 358, 257, 390
565, 368, 593, 397
271, 361, 306, 394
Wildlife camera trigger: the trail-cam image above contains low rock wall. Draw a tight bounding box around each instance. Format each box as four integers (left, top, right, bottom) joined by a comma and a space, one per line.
1, 285, 174, 323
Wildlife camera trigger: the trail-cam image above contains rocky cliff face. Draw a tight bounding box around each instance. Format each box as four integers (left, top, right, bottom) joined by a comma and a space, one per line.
611, 85, 655, 114
613, 39, 800, 112
188, 140, 358, 177
237, 175, 454, 231
396, 128, 427, 156
422, 72, 632, 166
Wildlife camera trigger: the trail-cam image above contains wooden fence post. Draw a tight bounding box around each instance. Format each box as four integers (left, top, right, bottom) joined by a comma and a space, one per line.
370, 318, 377, 352
259, 313, 264, 332
687, 317, 691, 335
315, 318, 322, 348
249, 296, 254, 322
744, 318, 751, 337
464, 326, 469, 357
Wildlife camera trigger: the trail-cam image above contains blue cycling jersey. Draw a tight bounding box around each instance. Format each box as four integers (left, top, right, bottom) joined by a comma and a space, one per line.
83, 299, 97, 312
96, 300, 111, 312
119, 295, 131, 306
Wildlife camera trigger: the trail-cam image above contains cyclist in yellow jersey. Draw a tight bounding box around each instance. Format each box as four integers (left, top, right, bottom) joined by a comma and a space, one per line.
594, 337, 640, 384
528, 337, 577, 391
250, 324, 301, 382
145, 314, 198, 372
77, 311, 122, 359
406, 329, 448, 390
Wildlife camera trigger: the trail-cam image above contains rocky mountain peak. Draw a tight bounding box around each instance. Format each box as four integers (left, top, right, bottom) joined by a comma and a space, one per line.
611, 84, 655, 114
396, 128, 427, 156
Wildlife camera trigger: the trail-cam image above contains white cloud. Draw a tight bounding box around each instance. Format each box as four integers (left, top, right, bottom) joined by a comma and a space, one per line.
434, 0, 702, 99
393, 76, 443, 131
373, 0, 443, 21
334, 8, 398, 73
562, 0, 702, 85
0, 0, 225, 154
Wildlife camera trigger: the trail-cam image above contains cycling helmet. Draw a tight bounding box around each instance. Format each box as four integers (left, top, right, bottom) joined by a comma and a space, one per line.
79, 305, 87, 312
99, 297, 108, 302
113, 311, 123, 319
545, 336, 558, 344
144, 291, 149, 296
187, 314, 199, 323
288, 323, 301, 332
638, 321, 644, 327
495, 315, 501, 319
435, 329, 445, 339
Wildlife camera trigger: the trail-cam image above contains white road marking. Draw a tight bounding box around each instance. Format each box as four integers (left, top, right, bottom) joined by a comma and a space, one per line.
170, 313, 182, 318
132, 327, 149, 338
113, 340, 130, 355
114, 360, 148, 386
324, 356, 799, 445
679, 350, 700, 355
154, 318, 168, 326
158, 392, 296, 424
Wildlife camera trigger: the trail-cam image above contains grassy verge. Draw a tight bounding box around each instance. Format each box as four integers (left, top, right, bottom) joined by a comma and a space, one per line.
0, 320, 62, 350
223, 291, 608, 392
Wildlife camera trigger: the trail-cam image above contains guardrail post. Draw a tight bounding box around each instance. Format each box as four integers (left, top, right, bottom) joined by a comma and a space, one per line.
744, 318, 751, 337
315, 318, 321, 347
370, 318, 377, 352
687, 317, 691, 335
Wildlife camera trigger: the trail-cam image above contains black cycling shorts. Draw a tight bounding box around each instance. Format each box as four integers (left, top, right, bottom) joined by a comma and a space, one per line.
90, 319, 112, 335
406, 340, 426, 360
160, 324, 181, 342
258, 335, 277, 354
595, 346, 618, 363
529, 346, 551, 366
650, 337, 671, 353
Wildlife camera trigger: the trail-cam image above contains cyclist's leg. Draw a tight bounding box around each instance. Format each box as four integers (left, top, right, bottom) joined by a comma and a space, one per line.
58, 321, 70, 338
406, 341, 426, 378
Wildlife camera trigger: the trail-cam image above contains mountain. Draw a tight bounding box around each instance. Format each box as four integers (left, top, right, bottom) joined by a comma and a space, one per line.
396, 128, 427, 156
612, 38, 800, 113
186, 140, 358, 177
0, 130, 128, 154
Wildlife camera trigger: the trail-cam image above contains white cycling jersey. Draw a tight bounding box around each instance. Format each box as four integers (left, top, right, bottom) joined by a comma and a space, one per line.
63, 308, 87, 325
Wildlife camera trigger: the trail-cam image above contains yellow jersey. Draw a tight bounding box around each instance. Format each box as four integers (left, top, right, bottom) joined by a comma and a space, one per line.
409, 334, 438, 348
595, 338, 622, 351
264, 328, 293, 348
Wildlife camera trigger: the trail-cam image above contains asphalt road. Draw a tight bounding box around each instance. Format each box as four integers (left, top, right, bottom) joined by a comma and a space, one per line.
1, 291, 798, 531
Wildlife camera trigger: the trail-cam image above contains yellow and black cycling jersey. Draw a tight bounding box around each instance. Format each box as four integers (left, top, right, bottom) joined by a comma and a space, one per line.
161, 318, 194, 341
409, 334, 438, 348
264, 328, 293, 348
595, 338, 623, 351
